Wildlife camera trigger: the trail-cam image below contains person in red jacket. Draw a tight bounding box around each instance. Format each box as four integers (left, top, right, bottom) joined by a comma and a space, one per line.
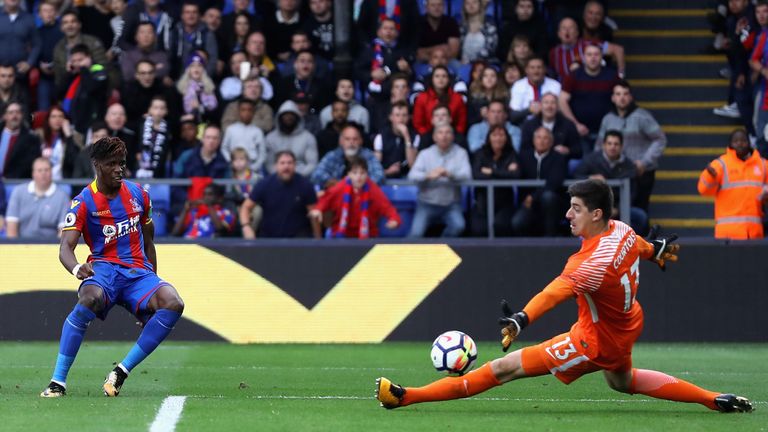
413, 65, 467, 135
311, 156, 400, 238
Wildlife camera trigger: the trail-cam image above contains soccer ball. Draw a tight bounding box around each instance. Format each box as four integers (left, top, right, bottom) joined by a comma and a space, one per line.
430, 330, 478, 376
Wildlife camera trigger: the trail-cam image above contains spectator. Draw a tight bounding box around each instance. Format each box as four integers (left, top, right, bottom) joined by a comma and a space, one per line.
311, 123, 384, 188
58, 44, 109, 142
109, 0, 128, 59
104, 103, 138, 174
367, 73, 411, 134
303, 0, 334, 60
416, 0, 461, 67
467, 99, 521, 154
225, 146, 254, 207
265, 100, 318, 177
509, 57, 561, 125
0, 64, 29, 118
274, 50, 332, 114
0, 177, 5, 234
120, 22, 171, 83
413, 65, 467, 135
5, 157, 69, 239
222, 98, 267, 173
219, 51, 248, 102
53, 9, 109, 90
413, 45, 468, 94
504, 34, 533, 72
219, 0, 261, 46
574, 130, 648, 235
356, 18, 414, 95
316, 100, 348, 159
123, 60, 176, 128
77, 0, 115, 52
559, 43, 619, 155
219, 11, 252, 62
240, 150, 320, 238
596, 81, 666, 213
459, 0, 498, 64
119, 0, 173, 53
221, 76, 274, 132
467, 65, 509, 126
748, 0, 768, 157
72, 121, 109, 179
281, 30, 332, 80
292, 91, 323, 135
407, 122, 471, 237
177, 124, 229, 178
0, 102, 41, 178
176, 52, 218, 122
35, 106, 79, 180
320, 79, 370, 133
264, 0, 304, 61
243, 31, 280, 83
37, 0, 64, 111
311, 156, 400, 238
373, 100, 416, 178
415, 103, 468, 152
501, 61, 522, 88
581, 0, 614, 43
549, 17, 625, 81
497, 0, 548, 60
172, 183, 235, 238
356, 0, 421, 52
698, 128, 768, 239
0, 0, 40, 77
168, 1, 218, 79
520, 92, 581, 160
136, 96, 170, 178
512, 127, 567, 236
470, 125, 520, 237
171, 117, 200, 162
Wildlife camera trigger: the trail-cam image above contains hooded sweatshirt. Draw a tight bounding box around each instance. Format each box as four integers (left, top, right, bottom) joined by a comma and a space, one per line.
595, 103, 667, 171
265, 100, 319, 177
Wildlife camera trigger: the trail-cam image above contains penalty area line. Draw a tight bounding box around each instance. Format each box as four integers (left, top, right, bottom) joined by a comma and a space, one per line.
149, 396, 187, 432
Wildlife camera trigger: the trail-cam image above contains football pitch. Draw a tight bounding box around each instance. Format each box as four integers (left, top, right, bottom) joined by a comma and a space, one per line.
1, 342, 765, 431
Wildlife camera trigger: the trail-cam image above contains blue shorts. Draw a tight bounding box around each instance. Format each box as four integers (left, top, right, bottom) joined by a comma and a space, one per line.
79, 261, 171, 323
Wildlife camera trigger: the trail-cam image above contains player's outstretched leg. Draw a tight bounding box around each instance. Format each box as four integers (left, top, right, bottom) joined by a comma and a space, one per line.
41, 286, 102, 397
104, 286, 184, 397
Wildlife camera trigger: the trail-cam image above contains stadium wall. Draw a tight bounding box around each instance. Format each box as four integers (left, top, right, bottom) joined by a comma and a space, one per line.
1, 240, 766, 343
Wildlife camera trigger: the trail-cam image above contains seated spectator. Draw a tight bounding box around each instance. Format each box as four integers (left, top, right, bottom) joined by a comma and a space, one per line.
320, 79, 370, 133
311, 156, 400, 238
357, 0, 420, 51
574, 130, 648, 235
581, 0, 615, 43
76, 0, 115, 52
459, 0, 498, 64
264, 0, 305, 61
274, 50, 332, 114
222, 98, 267, 173
221, 76, 274, 132
280, 30, 332, 80
243, 31, 280, 84
374, 101, 416, 178
58, 44, 109, 143
118, 0, 173, 53
407, 122, 471, 237
104, 103, 139, 174
367, 73, 411, 135
303, 0, 334, 61
120, 22, 170, 84
265, 100, 318, 177
417, 0, 461, 70
72, 122, 109, 179
35, 106, 79, 180
0, 102, 41, 178
123, 60, 171, 127
177, 53, 218, 123
171, 118, 200, 162
559, 44, 619, 155
5, 157, 69, 239
172, 184, 235, 238
239, 150, 320, 238
497, 0, 548, 60
135, 96, 170, 179
36, 0, 64, 111
413, 46, 468, 95
509, 57, 561, 125
225, 147, 255, 207
549, 17, 625, 81
168, 1, 218, 79
512, 127, 567, 236
355, 18, 414, 94
311, 123, 384, 188
504, 34, 534, 73
415, 104, 468, 152
220, 51, 248, 102
467, 65, 509, 127
501, 61, 522, 88
316, 100, 348, 159
0, 64, 29, 120
413, 66, 467, 135
176, 124, 230, 179
467, 99, 522, 154
520, 93, 581, 160
219, 11, 253, 62
0, 0, 39, 79
219, 0, 262, 46
53, 10, 109, 91
292, 92, 323, 135
470, 125, 520, 237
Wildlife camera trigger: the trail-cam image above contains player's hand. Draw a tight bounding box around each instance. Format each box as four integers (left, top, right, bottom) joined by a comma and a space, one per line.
498, 300, 528, 352
646, 225, 680, 271
76, 263, 95, 280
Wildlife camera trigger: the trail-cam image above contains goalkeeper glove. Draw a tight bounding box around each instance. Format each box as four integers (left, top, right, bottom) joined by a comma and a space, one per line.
498, 299, 529, 352
646, 225, 680, 271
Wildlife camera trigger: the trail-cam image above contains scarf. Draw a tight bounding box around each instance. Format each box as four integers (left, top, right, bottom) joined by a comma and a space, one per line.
62, 75, 81, 115
371, 37, 395, 82
527, 78, 543, 102
138, 116, 167, 178
379, 0, 400, 29
335, 178, 370, 239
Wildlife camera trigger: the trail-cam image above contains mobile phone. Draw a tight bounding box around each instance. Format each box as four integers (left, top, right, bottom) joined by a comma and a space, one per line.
239, 62, 252, 81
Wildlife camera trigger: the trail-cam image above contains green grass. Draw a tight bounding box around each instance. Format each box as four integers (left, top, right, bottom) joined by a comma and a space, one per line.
1, 342, 766, 431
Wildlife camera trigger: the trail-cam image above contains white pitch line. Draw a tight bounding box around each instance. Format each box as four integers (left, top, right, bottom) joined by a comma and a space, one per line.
149, 396, 187, 432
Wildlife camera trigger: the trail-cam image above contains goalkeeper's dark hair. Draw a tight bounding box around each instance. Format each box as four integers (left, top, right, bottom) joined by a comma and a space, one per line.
568, 179, 613, 222
90, 136, 127, 162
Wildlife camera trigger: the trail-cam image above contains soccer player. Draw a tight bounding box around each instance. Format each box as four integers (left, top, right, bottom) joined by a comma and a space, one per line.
376, 179, 753, 413
40, 137, 185, 398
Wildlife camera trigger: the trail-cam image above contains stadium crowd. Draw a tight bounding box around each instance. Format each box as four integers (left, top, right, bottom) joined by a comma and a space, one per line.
0, 0, 667, 239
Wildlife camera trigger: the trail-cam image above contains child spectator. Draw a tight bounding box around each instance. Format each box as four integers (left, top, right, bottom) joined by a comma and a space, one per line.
136, 96, 170, 178
226, 147, 255, 207
222, 98, 267, 173
172, 184, 235, 238
177, 53, 218, 122
459, 0, 498, 64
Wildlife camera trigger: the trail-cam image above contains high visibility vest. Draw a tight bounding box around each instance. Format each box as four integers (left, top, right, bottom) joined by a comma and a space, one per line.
697, 148, 767, 239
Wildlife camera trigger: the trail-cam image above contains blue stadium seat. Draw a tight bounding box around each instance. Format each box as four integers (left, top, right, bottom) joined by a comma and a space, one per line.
145, 184, 171, 236
380, 185, 419, 237
4, 184, 15, 202
457, 63, 472, 84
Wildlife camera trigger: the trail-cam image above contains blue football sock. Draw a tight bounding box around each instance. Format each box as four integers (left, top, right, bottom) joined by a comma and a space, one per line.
52, 304, 96, 385
120, 309, 181, 372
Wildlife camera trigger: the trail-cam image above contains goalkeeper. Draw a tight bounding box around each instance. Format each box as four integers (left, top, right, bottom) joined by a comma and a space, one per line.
376, 179, 753, 413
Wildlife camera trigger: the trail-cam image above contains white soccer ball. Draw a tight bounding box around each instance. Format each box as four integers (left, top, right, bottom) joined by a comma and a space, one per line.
430, 330, 478, 376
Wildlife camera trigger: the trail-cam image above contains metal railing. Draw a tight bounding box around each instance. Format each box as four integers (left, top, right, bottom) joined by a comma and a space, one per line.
4, 178, 631, 239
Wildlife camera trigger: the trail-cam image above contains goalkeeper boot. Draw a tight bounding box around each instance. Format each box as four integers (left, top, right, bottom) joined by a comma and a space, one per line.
715, 394, 754, 413
40, 381, 66, 398
375, 377, 405, 409
103, 366, 128, 397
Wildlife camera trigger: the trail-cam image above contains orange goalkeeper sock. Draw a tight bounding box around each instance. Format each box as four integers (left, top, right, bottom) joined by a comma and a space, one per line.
401, 362, 501, 406
630, 368, 719, 410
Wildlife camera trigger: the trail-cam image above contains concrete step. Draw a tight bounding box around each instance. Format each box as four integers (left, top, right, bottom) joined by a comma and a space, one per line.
652, 177, 698, 194
649, 201, 712, 219
658, 155, 713, 171
619, 36, 713, 56
634, 85, 727, 102
618, 15, 710, 31
628, 62, 724, 79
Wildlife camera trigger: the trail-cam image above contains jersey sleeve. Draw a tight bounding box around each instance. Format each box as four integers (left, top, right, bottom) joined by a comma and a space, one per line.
522, 277, 575, 324
140, 187, 153, 225
62, 195, 87, 232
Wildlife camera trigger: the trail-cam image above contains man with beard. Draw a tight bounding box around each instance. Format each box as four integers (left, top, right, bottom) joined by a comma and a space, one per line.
311, 123, 384, 189
265, 100, 318, 177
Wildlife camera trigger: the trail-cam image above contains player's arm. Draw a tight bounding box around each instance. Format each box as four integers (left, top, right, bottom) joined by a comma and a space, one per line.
142, 220, 158, 273
498, 278, 574, 352
59, 229, 95, 280
638, 225, 680, 271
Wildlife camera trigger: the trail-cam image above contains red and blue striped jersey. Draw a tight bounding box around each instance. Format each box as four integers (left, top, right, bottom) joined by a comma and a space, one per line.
62, 180, 154, 271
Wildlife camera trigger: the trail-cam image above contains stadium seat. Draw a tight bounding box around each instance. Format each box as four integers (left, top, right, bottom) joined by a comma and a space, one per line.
5, 184, 16, 202
145, 184, 171, 236
380, 185, 419, 237
457, 63, 472, 84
